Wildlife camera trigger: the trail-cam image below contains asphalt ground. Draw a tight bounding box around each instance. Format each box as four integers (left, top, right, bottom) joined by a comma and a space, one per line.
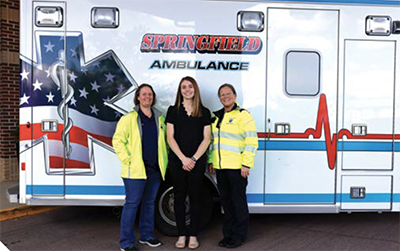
0, 206, 399, 251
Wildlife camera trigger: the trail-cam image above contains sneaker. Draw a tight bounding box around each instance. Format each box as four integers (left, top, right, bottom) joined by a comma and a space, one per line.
218, 237, 231, 247
139, 238, 162, 247
120, 245, 138, 251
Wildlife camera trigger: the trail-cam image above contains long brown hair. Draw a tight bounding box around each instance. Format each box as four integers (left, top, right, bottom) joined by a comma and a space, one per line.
174, 76, 203, 117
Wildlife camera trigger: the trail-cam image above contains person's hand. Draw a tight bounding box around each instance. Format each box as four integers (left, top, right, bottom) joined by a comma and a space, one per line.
208, 163, 214, 174
241, 166, 250, 178
181, 157, 195, 171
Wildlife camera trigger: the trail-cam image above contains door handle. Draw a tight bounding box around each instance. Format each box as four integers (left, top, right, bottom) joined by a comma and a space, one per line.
275, 123, 290, 135
351, 124, 367, 136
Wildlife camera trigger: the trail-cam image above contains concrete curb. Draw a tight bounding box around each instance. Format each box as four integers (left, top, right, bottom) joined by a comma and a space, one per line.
0, 205, 63, 221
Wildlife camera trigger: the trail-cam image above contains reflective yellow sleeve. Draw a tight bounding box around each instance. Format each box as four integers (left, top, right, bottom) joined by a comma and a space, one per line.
239, 111, 258, 168
112, 114, 131, 166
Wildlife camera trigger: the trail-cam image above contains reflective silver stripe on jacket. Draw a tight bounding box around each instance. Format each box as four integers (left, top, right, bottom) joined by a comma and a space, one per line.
213, 131, 243, 141
212, 143, 243, 153
241, 131, 257, 138
244, 145, 258, 153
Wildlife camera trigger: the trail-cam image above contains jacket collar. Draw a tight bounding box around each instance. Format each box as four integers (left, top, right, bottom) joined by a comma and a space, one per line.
214, 103, 239, 117
134, 105, 162, 119
213, 103, 240, 128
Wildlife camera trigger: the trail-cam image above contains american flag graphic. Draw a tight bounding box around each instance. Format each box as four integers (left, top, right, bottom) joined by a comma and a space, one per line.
20, 31, 136, 171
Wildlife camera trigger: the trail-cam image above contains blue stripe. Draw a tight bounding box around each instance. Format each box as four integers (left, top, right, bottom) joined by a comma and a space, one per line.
341, 193, 392, 203
27, 185, 400, 203
263, 0, 400, 6
27, 185, 125, 195
248, 193, 400, 203
261, 193, 336, 203
258, 140, 399, 152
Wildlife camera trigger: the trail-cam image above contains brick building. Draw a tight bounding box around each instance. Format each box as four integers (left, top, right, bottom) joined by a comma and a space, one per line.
0, 0, 19, 182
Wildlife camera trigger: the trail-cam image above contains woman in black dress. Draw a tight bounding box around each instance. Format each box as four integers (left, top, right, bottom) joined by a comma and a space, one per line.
166, 76, 211, 249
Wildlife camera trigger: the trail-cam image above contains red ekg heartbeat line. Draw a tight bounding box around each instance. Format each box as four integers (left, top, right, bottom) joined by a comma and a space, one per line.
258, 94, 400, 170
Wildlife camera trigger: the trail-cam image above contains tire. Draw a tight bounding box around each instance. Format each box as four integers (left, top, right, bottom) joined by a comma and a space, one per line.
155, 181, 214, 236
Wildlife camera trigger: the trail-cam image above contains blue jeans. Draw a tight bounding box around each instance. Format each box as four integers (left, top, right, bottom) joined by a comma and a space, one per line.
120, 169, 161, 249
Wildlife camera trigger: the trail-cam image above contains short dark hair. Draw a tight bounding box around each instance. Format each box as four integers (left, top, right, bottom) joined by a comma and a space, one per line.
218, 83, 237, 97
134, 83, 156, 106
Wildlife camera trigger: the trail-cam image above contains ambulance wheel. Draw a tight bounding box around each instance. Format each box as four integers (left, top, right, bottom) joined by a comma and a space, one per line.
155, 182, 213, 236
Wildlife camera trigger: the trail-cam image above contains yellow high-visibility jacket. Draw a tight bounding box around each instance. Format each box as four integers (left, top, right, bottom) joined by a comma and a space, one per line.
209, 104, 258, 169
112, 106, 168, 180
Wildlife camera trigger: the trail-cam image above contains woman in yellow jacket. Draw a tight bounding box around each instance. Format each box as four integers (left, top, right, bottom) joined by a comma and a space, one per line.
208, 83, 258, 249
113, 84, 168, 251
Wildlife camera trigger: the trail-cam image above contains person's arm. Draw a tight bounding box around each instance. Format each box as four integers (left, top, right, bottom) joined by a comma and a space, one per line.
112, 115, 131, 166
166, 122, 195, 171
191, 125, 211, 170
239, 111, 259, 177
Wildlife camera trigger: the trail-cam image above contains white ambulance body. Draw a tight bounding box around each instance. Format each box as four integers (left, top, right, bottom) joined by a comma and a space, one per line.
18, 0, 399, 234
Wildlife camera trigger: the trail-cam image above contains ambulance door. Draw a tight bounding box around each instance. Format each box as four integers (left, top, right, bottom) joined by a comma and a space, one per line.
264, 8, 339, 204
341, 40, 395, 171
29, 2, 66, 196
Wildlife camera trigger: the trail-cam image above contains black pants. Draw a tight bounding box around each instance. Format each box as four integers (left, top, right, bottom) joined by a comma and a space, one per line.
170, 157, 206, 236
216, 169, 249, 243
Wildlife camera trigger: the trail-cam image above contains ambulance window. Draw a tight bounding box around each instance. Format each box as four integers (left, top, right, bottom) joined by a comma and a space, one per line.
285, 51, 321, 96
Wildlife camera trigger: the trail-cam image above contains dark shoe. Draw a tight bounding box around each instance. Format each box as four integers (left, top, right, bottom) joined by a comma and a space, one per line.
139, 238, 162, 247
218, 237, 231, 247
225, 239, 244, 249
120, 245, 138, 251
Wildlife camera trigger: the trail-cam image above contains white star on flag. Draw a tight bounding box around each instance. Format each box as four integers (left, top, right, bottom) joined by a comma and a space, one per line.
33, 79, 43, 91
45, 68, 51, 78
70, 96, 77, 106
81, 67, 88, 75
92, 62, 100, 68
46, 92, 55, 103
102, 96, 111, 106
20, 93, 30, 105
69, 71, 78, 82
20, 69, 29, 81
117, 85, 125, 93
79, 88, 89, 99
90, 104, 99, 115
115, 111, 122, 119
105, 72, 115, 82
90, 81, 100, 92
70, 49, 78, 57
44, 41, 55, 52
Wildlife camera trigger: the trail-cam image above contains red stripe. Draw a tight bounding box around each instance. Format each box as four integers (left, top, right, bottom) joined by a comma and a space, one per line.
49, 156, 90, 169
257, 94, 400, 170
21, 162, 25, 171
19, 124, 113, 147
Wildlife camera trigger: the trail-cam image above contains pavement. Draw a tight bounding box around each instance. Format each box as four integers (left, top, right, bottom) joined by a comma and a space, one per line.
1, 206, 399, 251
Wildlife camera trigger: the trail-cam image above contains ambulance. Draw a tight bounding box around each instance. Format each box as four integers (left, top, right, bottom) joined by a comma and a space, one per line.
14, 0, 400, 235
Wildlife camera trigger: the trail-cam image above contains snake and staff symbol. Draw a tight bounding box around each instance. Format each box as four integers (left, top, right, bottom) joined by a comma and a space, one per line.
50, 50, 74, 158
